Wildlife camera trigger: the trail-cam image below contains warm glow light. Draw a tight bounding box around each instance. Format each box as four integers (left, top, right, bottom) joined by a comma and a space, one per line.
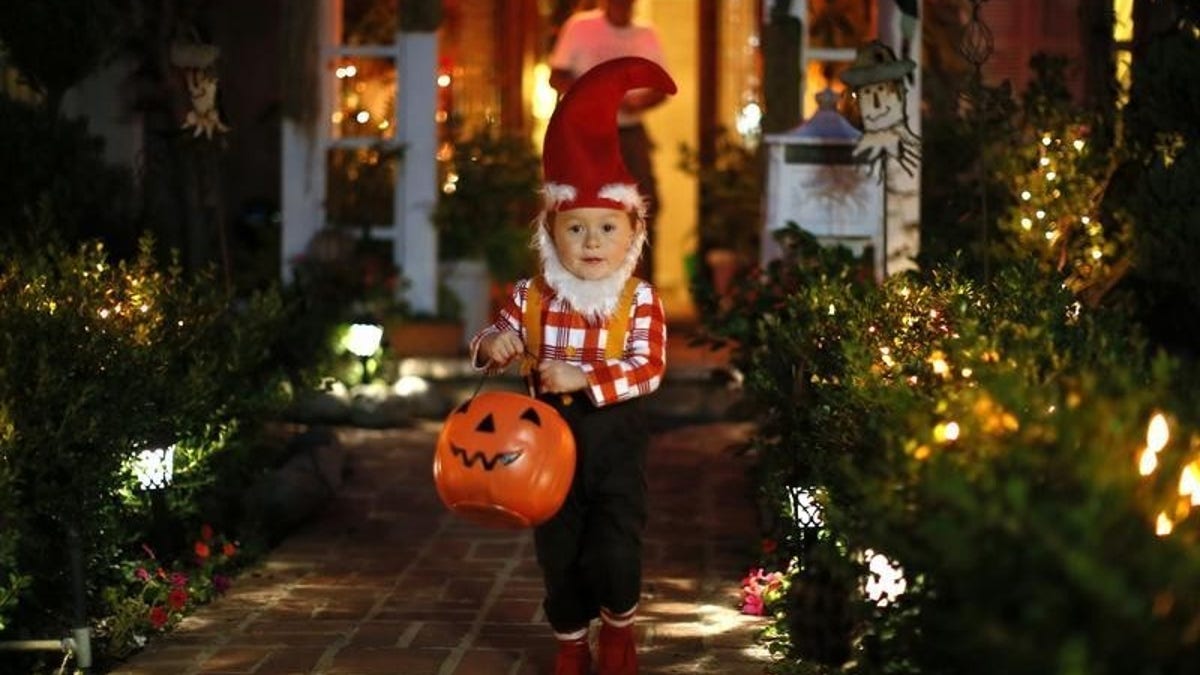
1179, 463, 1199, 497
437, 73, 451, 88
1113, 0, 1134, 42
1156, 511, 1173, 537
828, 303, 836, 316
934, 421, 960, 443
1045, 171, 1057, 181
1138, 446, 1158, 476
1036, 210, 1046, 220
355, 110, 370, 124
1073, 139, 1086, 151
1020, 218, 1033, 230
531, 63, 558, 122
1147, 413, 1170, 454
1020, 191, 1032, 201
735, 101, 762, 142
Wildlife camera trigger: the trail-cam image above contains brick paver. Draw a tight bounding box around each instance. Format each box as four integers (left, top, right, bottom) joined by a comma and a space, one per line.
107, 417, 772, 675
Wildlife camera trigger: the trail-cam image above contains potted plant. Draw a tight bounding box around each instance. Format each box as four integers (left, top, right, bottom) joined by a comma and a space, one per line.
433, 124, 542, 337
679, 129, 765, 303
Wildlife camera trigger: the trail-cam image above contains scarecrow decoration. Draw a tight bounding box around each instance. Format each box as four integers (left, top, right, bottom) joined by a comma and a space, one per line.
840, 40, 920, 179
170, 41, 230, 140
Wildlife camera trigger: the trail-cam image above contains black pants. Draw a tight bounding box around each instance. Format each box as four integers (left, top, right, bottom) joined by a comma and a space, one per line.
619, 124, 659, 281
533, 395, 649, 633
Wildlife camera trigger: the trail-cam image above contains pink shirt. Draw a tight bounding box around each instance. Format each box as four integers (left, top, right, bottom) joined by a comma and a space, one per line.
548, 9, 667, 127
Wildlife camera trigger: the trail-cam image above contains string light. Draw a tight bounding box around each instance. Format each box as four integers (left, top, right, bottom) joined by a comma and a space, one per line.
1155, 511, 1173, 537
1147, 413, 1170, 453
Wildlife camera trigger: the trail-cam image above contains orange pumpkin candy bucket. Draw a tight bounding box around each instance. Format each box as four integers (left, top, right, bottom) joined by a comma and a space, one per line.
433, 391, 577, 529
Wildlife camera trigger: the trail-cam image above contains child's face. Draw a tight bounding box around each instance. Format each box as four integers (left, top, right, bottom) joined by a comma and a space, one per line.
550, 207, 636, 281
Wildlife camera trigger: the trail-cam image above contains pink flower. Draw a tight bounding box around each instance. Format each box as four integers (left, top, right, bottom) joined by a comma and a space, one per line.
739, 567, 784, 616
170, 572, 188, 589
741, 594, 765, 616
134, 567, 150, 582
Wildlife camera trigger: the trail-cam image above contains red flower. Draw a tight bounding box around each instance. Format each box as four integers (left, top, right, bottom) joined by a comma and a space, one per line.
200, 524, 214, 542
194, 541, 211, 559
761, 538, 778, 554
222, 541, 237, 557
170, 572, 188, 589
148, 605, 169, 629
134, 567, 150, 582
167, 587, 188, 611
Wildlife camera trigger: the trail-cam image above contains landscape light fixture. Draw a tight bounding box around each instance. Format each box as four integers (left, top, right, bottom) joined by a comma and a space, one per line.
345, 318, 384, 384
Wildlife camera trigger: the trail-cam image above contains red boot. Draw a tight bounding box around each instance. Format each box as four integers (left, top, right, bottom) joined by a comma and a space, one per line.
554, 636, 591, 675
597, 620, 638, 675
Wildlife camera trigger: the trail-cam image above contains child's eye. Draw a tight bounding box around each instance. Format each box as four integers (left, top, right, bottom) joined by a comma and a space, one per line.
602, 222, 617, 233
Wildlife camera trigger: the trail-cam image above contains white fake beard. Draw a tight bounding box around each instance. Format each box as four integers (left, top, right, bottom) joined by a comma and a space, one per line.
533, 218, 646, 320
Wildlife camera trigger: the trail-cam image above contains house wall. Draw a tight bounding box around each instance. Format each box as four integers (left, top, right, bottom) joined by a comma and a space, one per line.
980, 0, 1086, 99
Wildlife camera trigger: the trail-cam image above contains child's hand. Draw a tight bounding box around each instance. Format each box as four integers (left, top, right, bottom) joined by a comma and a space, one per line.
479, 330, 525, 368
537, 360, 588, 393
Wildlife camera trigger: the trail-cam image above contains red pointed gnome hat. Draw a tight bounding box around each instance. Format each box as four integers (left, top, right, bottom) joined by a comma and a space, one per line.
542, 56, 676, 212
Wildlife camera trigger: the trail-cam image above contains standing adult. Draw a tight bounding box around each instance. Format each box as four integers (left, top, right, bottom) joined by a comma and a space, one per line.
548, 0, 669, 282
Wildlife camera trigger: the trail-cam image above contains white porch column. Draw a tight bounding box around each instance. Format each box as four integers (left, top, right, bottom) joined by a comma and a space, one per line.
395, 32, 438, 315
877, 0, 922, 274
280, 0, 335, 283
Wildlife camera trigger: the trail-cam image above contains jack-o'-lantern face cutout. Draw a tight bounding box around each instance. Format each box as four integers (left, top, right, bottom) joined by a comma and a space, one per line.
445, 400, 544, 470
433, 391, 576, 529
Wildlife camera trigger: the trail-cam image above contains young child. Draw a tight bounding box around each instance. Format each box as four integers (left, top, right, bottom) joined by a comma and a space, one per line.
471, 56, 676, 675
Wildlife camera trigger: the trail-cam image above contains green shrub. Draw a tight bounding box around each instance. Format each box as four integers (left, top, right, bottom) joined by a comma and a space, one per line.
433, 125, 541, 283
0, 234, 287, 651
729, 249, 1200, 674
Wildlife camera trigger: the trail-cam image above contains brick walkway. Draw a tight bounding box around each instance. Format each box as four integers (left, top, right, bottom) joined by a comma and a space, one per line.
106, 419, 772, 675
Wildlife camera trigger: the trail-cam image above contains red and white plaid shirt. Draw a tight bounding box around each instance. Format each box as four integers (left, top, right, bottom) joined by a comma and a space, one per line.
471, 278, 667, 407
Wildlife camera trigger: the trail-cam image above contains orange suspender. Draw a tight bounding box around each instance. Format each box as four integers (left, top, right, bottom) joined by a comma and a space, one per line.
522, 275, 640, 362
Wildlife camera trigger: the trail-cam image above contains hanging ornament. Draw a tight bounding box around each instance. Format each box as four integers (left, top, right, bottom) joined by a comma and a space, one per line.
839, 40, 920, 179
171, 41, 230, 140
